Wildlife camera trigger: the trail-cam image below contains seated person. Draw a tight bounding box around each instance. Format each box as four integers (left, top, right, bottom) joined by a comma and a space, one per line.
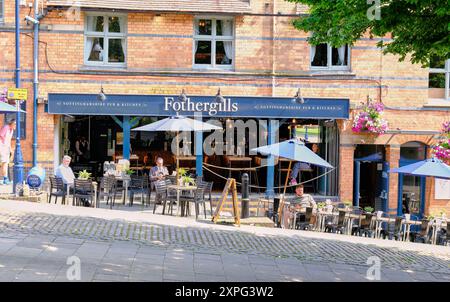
150, 157, 169, 183
288, 184, 317, 225
289, 143, 319, 185
55, 155, 90, 207
55, 155, 75, 189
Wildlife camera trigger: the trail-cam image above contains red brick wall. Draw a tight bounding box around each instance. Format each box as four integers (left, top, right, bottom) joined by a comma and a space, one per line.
0, 1, 448, 214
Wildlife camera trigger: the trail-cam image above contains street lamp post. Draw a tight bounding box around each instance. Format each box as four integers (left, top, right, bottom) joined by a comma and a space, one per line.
13, 0, 24, 193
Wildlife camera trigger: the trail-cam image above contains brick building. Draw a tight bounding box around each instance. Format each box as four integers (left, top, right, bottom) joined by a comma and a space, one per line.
0, 0, 449, 216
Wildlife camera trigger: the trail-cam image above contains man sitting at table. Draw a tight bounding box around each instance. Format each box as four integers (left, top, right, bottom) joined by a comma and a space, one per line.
55, 155, 75, 188
55, 155, 91, 207
289, 184, 317, 227
150, 157, 170, 205
150, 157, 169, 182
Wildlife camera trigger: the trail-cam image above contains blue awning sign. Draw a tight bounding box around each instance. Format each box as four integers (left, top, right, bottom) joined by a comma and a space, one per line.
48, 93, 350, 119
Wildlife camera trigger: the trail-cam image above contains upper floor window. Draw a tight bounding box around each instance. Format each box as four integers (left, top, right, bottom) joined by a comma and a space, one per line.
84, 14, 127, 66
429, 57, 450, 101
0, 0, 4, 23
194, 17, 234, 69
311, 43, 350, 70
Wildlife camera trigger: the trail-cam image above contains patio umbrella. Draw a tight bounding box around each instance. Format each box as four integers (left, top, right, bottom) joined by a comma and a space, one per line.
0, 101, 26, 113
389, 158, 450, 179
252, 139, 333, 224
132, 115, 222, 201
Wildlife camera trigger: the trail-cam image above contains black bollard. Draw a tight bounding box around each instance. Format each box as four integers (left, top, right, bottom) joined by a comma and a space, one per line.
241, 173, 250, 219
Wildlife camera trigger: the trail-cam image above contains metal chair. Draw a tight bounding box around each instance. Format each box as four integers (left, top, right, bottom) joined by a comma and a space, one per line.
350, 207, 364, 235
383, 216, 404, 241
325, 210, 346, 234
153, 180, 177, 215
97, 176, 116, 209
357, 213, 376, 238
198, 180, 214, 216
73, 179, 95, 207
180, 186, 206, 220
296, 207, 314, 231
49, 176, 66, 205
128, 175, 146, 207
438, 223, 450, 246
410, 219, 431, 244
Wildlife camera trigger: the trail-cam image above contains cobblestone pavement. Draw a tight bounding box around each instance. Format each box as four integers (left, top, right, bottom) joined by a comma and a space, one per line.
0, 200, 449, 282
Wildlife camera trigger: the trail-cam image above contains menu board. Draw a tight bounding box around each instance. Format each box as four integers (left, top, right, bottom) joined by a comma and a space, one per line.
435, 178, 450, 200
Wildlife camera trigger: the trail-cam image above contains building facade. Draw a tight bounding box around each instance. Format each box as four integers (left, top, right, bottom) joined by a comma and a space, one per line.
0, 0, 449, 216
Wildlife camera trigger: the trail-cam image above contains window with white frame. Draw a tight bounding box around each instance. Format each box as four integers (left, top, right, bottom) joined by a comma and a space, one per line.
310, 43, 350, 70
193, 18, 234, 68
84, 14, 127, 66
429, 57, 450, 100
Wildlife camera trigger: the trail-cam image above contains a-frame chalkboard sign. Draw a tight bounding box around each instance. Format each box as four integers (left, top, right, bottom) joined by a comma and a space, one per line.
211, 178, 240, 226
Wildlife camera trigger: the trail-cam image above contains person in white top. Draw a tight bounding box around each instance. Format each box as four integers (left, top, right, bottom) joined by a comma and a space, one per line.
0, 119, 16, 185
55, 155, 76, 187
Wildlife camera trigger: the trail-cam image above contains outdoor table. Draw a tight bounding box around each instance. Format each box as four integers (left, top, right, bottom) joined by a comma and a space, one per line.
110, 175, 131, 206
374, 217, 421, 241
167, 184, 197, 217
315, 210, 334, 232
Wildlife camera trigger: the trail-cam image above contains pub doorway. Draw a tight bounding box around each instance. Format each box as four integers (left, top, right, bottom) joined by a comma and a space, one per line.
354, 145, 389, 211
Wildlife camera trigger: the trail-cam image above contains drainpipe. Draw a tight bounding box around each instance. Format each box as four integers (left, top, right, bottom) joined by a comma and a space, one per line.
13, 0, 24, 194
265, 0, 277, 199
32, 0, 43, 168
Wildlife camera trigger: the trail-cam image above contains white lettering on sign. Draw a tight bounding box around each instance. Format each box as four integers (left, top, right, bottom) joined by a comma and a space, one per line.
164, 97, 238, 116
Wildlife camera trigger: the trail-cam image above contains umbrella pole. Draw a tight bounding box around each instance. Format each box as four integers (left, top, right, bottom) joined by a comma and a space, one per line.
278, 160, 292, 226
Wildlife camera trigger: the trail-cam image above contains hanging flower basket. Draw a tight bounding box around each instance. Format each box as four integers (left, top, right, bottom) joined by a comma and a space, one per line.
352, 100, 389, 135
432, 122, 450, 163
0, 88, 8, 103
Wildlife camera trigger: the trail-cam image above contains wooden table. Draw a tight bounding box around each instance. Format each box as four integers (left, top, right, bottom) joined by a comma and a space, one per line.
168, 184, 197, 217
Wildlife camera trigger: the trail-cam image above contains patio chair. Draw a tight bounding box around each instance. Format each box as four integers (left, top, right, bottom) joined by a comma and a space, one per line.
438, 223, 450, 246
180, 186, 206, 220
198, 180, 214, 216
325, 210, 346, 234
128, 175, 147, 207
97, 176, 116, 209
357, 213, 376, 238
383, 216, 404, 241
49, 176, 66, 205
153, 180, 177, 215
296, 207, 314, 231
410, 219, 431, 244
73, 179, 95, 207
350, 207, 364, 236
143, 176, 152, 206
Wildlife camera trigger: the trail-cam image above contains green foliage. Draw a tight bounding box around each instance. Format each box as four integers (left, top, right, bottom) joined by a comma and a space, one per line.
182, 175, 196, 186
125, 169, 135, 175
178, 168, 188, 177
364, 206, 374, 213
317, 202, 326, 209
78, 170, 92, 180
287, 0, 450, 66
